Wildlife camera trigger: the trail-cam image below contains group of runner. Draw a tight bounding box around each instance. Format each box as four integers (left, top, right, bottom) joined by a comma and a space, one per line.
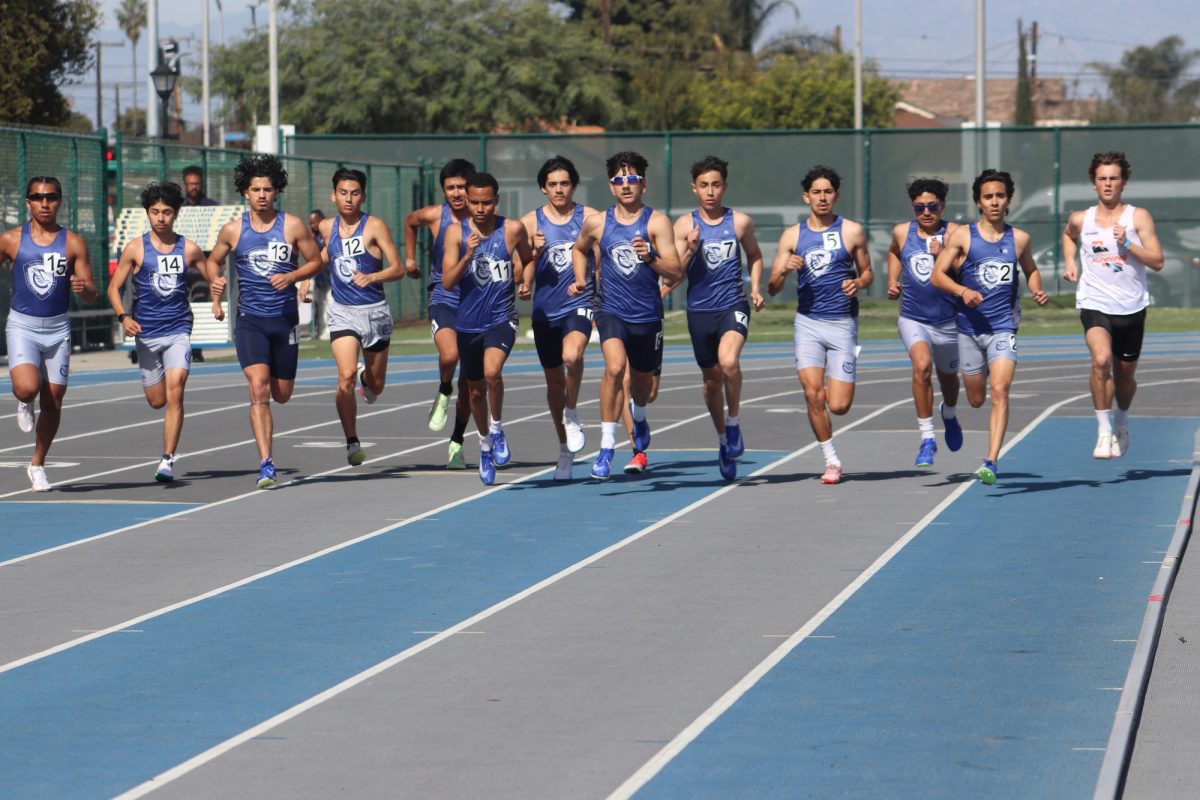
2, 149, 1161, 492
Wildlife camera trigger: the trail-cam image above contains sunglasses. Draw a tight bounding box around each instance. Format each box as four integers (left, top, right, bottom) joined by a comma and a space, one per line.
912, 202, 941, 214
27, 193, 62, 202
609, 175, 643, 186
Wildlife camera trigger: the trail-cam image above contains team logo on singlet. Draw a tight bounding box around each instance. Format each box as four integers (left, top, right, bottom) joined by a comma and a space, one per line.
153, 253, 185, 298
801, 246, 833, 276
245, 241, 293, 278
23, 254, 67, 298
471, 253, 512, 284
702, 239, 737, 270
546, 241, 573, 274
608, 243, 642, 278
976, 258, 1014, 290
334, 253, 359, 284
907, 253, 935, 282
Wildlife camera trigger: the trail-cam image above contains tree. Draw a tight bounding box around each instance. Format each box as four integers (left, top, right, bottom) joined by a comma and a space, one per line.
1015, 19, 1034, 126
1091, 36, 1200, 123
0, 0, 100, 126
115, 0, 146, 118
727, 0, 796, 52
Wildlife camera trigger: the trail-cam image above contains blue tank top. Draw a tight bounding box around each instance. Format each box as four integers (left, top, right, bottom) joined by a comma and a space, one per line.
456, 217, 517, 334
598, 206, 661, 324
794, 216, 857, 319
532, 205, 591, 323
685, 208, 745, 312
327, 215, 385, 306
133, 233, 192, 337
899, 221, 956, 326
428, 204, 460, 310
234, 212, 299, 318
958, 223, 1021, 335
9, 224, 70, 317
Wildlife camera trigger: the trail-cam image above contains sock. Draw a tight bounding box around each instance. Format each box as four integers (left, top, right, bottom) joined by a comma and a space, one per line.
162, 453, 174, 463
601, 421, 618, 450
1114, 407, 1130, 429
1096, 409, 1114, 435
719, 432, 728, 446
918, 417, 935, 440
726, 414, 740, 428
489, 417, 503, 435
819, 438, 839, 465
439, 380, 453, 396
564, 407, 580, 423
631, 403, 646, 423
451, 416, 468, 444
346, 436, 359, 447
478, 432, 492, 452
941, 402, 957, 420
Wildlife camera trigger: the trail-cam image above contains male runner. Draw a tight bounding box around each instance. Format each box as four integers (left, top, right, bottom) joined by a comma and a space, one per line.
767, 165, 873, 485
107, 181, 211, 482
1061, 151, 1163, 459
886, 178, 963, 467
206, 154, 323, 488
442, 173, 533, 485
404, 159, 476, 469
1, 177, 98, 491
671, 155, 764, 481
316, 168, 410, 466
931, 168, 1049, 485
520, 155, 598, 481
569, 151, 683, 480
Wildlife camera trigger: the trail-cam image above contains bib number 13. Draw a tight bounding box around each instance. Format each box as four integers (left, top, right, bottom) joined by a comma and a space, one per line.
268, 242, 293, 263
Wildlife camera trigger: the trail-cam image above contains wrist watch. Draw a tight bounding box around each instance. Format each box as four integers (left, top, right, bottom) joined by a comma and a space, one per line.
117, 312, 127, 322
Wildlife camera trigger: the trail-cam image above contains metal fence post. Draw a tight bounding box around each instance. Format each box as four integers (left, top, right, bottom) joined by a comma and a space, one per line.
69, 137, 80, 230
16, 132, 27, 225
1052, 125, 1062, 292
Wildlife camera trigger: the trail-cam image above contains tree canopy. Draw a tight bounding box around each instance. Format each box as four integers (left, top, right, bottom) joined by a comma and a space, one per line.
1092, 36, 1200, 123
0, 0, 99, 126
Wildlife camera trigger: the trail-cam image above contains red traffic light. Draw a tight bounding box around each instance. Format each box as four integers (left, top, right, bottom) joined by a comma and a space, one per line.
105, 148, 116, 162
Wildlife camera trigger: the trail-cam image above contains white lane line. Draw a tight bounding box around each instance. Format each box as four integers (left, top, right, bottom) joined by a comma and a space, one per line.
607, 377, 1200, 799
112, 395, 910, 799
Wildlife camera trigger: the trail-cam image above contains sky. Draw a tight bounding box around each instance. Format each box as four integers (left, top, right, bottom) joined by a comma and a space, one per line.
70, 0, 1200, 133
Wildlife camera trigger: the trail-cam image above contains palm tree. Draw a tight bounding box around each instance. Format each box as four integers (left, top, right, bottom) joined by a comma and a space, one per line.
116, 0, 147, 118
728, 0, 797, 53
1091, 36, 1200, 123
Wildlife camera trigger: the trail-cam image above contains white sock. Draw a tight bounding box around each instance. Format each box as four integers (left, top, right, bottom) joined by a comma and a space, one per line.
940, 402, 957, 420
489, 416, 503, 434
1114, 408, 1130, 429
719, 432, 728, 446
601, 421, 618, 450
1096, 410, 1113, 435
631, 403, 647, 423
819, 438, 839, 465
564, 407, 580, 423
478, 432, 492, 451
918, 417, 935, 440
726, 414, 740, 427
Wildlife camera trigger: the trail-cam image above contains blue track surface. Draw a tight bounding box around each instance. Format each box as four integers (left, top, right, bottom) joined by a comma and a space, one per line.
0, 502, 198, 562
638, 418, 1196, 799
0, 449, 785, 798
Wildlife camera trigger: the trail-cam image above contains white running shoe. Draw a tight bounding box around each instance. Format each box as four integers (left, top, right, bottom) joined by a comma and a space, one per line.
357, 364, 378, 405
154, 455, 175, 482
1093, 433, 1113, 459
563, 414, 586, 453
16, 401, 34, 433
27, 464, 51, 492
554, 450, 573, 481
1111, 427, 1129, 458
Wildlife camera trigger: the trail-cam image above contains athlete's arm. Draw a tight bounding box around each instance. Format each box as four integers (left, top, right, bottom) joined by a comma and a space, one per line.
1060, 211, 1083, 282
442, 223, 477, 290
569, 213, 601, 297
841, 220, 872, 298
672, 214, 699, 290
509, 219, 534, 301
931, 225, 981, 307
0, 228, 18, 268
734, 212, 766, 311
271, 214, 323, 293
1127, 208, 1165, 270
65, 230, 98, 304
643, 210, 683, 284
886, 223, 907, 300
352, 217, 407, 287
1015, 228, 1049, 306
108, 239, 142, 336
767, 225, 801, 296
403, 204, 441, 276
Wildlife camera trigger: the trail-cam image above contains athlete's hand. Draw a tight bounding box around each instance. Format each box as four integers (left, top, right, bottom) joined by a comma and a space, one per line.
211, 300, 225, 322
518, 281, 532, 301
785, 253, 805, 273
632, 235, 652, 263
659, 282, 672, 300
566, 281, 586, 298
209, 276, 227, 299
960, 288, 984, 308
405, 258, 421, 280
887, 280, 902, 300
1113, 224, 1128, 249
928, 236, 944, 256
1031, 288, 1049, 306
268, 273, 293, 292
70, 274, 89, 294
121, 316, 141, 337
297, 279, 313, 302
1062, 263, 1078, 282
532, 229, 546, 259
351, 271, 375, 288
841, 278, 860, 298
685, 225, 700, 257
750, 288, 765, 311
466, 230, 482, 252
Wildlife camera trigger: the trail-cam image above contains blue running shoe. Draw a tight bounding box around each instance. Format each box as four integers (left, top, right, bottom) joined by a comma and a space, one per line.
718, 444, 737, 481
915, 438, 937, 467
941, 402, 963, 452
479, 449, 496, 485
591, 447, 614, 480
490, 430, 511, 466
725, 422, 745, 459
632, 417, 651, 452
256, 458, 277, 489
975, 458, 997, 485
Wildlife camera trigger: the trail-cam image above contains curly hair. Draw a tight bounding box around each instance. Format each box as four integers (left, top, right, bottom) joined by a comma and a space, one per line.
234, 154, 288, 193
906, 177, 949, 202
1088, 151, 1131, 181
139, 181, 185, 211
802, 165, 841, 192
971, 169, 1015, 203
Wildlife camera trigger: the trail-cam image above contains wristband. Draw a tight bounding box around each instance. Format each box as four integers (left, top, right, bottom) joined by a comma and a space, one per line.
117, 312, 127, 322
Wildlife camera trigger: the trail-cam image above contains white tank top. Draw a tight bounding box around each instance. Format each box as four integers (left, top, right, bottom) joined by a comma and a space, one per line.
1076, 204, 1149, 315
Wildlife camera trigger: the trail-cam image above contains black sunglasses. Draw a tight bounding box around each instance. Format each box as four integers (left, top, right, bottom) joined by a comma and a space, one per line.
28, 192, 62, 202
912, 202, 941, 214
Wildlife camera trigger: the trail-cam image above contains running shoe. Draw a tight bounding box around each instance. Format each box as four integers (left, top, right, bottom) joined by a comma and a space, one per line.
427, 391, 450, 431
631, 415, 651, 453
718, 444, 736, 481
915, 438, 937, 467
940, 402, 963, 452
1093, 433, 1113, 460
27, 464, 50, 492
257, 458, 277, 489
624, 451, 648, 474
564, 414, 586, 453
554, 450, 573, 481
821, 462, 842, 485
491, 430, 511, 466
16, 401, 34, 433
357, 364, 378, 405
725, 422, 745, 459
346, 440, 366, 466
975, 459, 997, 485
479, 449, 495, 485
154, 454, 175, 482
1112, 427, 1129, 458
447, 440, 466, 470
591, 448, 614, 480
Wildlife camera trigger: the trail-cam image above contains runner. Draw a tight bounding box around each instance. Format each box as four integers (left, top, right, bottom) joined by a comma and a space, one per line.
442, 172, 533, 485
886, 177, 964, 467
569, 151, 683, 480
205, 154, 323, 488
767, 165, 873, 485
671, 155, 765, 480
1, 176, 99, 491
520, 155, 598, 481
316, 168, 410, 466
1061, 151, 1164, 459
107, 181, 211, 482
931, 168, 1049, 485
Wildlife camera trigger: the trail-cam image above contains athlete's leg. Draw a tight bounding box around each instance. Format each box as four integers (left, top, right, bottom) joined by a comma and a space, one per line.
985, 358, 1016, 463
936, 369, 960, 407
161, 368, 188, 456
270, 377, 295, 404
1085, 326, 1115, 412
1113, 359, 1138, 411
562, 330, 588, 410
244, 364, 275, 462
700, 365, 724, 434
30, 380, 67, 467
717, 329, 746, 419
332, 335, 362, 441
826, 377, 855, 416
362, 346, 388, 396
10, 363, 41, 405
467, 378, 489, 436
963, 371, 988, 408
600, 338, 628, 424
545, 365, 568, 444
908, 340, 935, 419
483, 346, 508, 424
798, 367, 833, 442
434, 325, 459, 386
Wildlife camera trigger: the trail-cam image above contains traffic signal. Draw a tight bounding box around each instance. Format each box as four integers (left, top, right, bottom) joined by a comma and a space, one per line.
105, 146, 118, 176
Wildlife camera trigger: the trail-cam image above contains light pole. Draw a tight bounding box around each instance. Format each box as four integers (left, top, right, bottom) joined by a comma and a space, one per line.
151, 59, 179, 140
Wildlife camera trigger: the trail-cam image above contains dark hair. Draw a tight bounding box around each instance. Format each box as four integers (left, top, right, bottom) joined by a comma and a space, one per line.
439, 158, 476, 188
310, 209, 325, 218
802, 165, 841, 192
1088, 150, 1131, 181
182, 165, 204, 180
907, 178, 949, 202
606, 151, 649, 179
234, 154, 288, 193
537, 155, 579, 188
466, 172, 499, 195
331, 167, 367, 191
690, 155, 728, 181
26, 176, 63, 197
971, 168, 1015, 204
140, 181, 184, 211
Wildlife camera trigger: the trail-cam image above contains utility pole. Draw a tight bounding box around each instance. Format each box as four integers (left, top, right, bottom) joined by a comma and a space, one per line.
202, 0, 211, 146
974, 0, 986, 126
147, 0, 159, 137
268, 0, 279, 153
853, 0, 863, 129
1030, 20, 1039, 102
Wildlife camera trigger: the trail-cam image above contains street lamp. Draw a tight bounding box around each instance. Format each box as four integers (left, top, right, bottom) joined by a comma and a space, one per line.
151, 59, 178, 139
